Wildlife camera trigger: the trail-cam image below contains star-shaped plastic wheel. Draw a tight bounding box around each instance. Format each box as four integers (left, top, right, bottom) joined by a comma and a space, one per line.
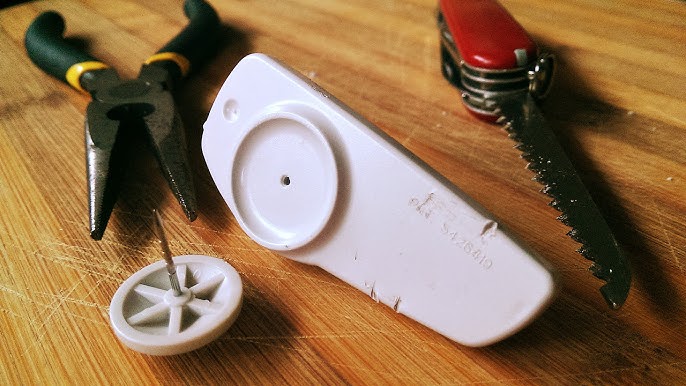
109, 254, 242, 355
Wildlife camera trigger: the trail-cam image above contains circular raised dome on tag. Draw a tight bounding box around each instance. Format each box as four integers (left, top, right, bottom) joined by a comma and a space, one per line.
229, 109, 338, 251
109, 254, 243, 356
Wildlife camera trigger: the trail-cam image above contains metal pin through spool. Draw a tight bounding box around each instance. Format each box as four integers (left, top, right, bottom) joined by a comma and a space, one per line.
153, 209, 182, 296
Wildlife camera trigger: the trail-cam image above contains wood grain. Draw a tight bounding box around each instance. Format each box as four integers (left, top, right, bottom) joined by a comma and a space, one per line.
1, 0, 685, 383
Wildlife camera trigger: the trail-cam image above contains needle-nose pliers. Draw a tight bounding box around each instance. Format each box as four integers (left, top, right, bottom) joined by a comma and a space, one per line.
25, 0, 220, 240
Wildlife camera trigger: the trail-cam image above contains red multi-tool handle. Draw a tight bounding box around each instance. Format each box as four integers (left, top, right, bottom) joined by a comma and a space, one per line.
439, 0, 536, 69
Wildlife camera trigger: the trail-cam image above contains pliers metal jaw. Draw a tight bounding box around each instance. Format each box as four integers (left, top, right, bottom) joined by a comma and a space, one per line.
83, 64, 197, 239
25, 0, 220, 239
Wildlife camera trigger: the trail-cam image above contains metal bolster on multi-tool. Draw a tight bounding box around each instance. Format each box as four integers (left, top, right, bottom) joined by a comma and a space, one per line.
438, 11, 555, 119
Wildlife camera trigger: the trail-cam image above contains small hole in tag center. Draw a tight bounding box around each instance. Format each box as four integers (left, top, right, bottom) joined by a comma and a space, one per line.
228, 108, 339, 250
281, 175, 291, 186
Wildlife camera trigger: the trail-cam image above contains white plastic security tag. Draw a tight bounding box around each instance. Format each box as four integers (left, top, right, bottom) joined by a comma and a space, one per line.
202, 53, 556, 347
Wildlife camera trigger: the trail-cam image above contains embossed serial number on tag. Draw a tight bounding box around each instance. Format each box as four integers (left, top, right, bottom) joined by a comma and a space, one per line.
409, 194, 493, 270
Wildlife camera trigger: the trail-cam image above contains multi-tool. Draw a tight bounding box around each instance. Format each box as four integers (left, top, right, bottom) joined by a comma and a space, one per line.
438, 0, 631, 308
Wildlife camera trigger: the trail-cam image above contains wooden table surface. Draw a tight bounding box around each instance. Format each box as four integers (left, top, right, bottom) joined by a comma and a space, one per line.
1, 0, 685, 383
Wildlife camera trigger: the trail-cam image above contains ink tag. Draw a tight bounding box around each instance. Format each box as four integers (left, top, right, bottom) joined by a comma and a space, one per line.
202, 54, 556, 346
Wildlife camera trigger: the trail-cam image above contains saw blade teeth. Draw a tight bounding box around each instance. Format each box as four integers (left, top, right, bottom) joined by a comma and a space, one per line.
525, 157, 544, 171
577, 245, 595, 261
533, 174, 546, 185
556, 212, 571, 224
498, 96, 630, 308
590, 263, 610, 281
506, 126, 521, 138
543, 185, 561, 197
522, 152, 537, 163
567, 228, 586, 243
543, 182, 563, 198
527, 164, 543, 175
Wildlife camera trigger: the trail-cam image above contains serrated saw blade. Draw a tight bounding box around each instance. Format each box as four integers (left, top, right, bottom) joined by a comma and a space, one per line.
499, 95, 631, 309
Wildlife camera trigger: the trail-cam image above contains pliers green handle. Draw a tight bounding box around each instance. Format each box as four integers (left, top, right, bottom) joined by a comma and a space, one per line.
24, 0, 220, 240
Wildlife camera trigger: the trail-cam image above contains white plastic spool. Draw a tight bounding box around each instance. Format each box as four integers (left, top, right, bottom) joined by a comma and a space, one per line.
109, 254, 242, 355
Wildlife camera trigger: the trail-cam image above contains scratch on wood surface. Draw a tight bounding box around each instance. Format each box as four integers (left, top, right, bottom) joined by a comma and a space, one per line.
6, 234, 131, 282
173, 240, 264, 251
21, 280, 81, 357
185, 222, 255, 240
33, 286, 108, 312
0, 283, 108, 317
30, 246, 125, 282
17, 282, 110, 358
652, 199, 683, 273
0, 307, 32, 321
0, 284, 33, 300
238, 262, 348, 287
0, 233, 123, 357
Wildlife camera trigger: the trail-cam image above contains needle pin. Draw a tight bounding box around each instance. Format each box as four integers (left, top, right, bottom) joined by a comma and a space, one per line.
153, 209, 182, 296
